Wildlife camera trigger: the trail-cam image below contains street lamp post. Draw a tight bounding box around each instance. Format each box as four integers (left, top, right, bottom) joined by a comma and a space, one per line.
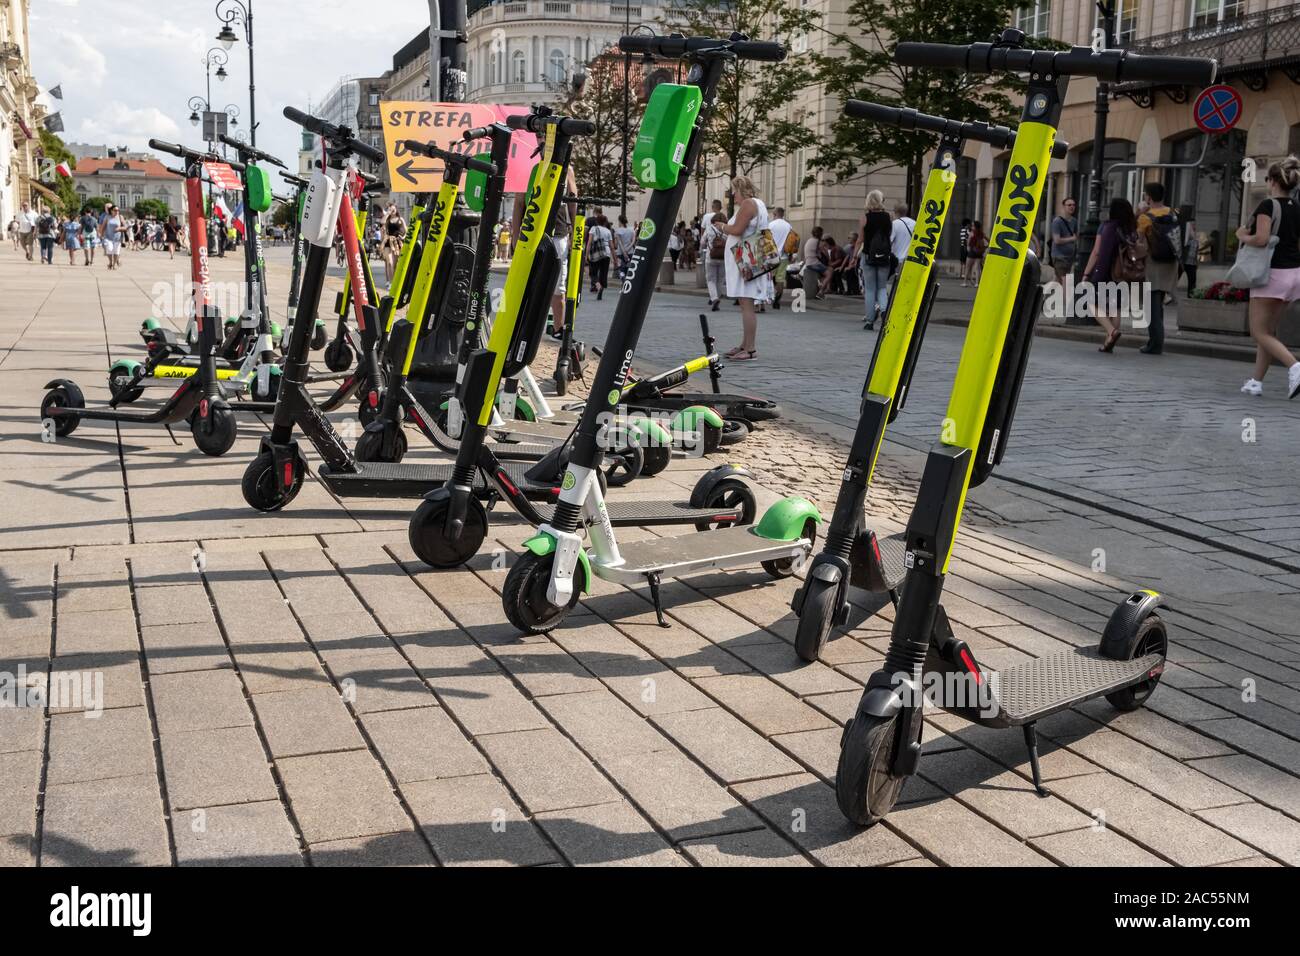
215, 0, 256, 147
195, 48, 228, 255
1072, 0, 1117, 322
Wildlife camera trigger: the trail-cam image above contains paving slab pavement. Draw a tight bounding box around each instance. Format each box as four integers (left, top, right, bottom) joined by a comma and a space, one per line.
0, 242, 1297, 867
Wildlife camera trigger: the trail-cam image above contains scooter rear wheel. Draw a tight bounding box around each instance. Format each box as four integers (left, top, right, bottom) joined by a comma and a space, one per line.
763, 519, 817, 578
720, 418, 752, 445
408, 495, 488, 568
1104, 614, 1167, 712
795, 576, 838, 663
640, 443, 672, 477
323, 338, 353, 372
355, 424, 407, 464
503, 551, 580, 635
836, 712, 906, 827
693, 478, 757, 531
40, 384, 84, 438
191, 404, 237, 457
604, 442, 644, 487
107, 370, 145, 404
241, 450, 304, 511
311, 323, 329, 351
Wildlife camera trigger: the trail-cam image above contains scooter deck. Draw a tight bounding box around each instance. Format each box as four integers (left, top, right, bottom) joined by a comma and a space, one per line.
595, 525, 809, 582
973, 649, 1164, 728
317, 460, 555, 499
533, 499, 737, 527
489, 419, 570, 443
637, 392, 780, 422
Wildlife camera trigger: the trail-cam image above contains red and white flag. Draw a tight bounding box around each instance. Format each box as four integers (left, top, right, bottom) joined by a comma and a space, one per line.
54, 162, 72, 178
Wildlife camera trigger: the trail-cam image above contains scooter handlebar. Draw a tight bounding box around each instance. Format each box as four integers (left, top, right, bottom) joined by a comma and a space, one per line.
504, 114, 596, 137
278, 170, 307, 187
217, 133, 287, 168
844, 100, 1069, 158
894, 41, 1215, 86
618, 34, 786, 62
402, 139, 498, 175
567, 195, 620, 206
283, 105, 386, 163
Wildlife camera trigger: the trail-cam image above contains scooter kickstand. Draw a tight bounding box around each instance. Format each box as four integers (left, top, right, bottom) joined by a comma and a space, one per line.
164, 425, 180, 446
646, 573, 670, 628
1022, 723, 1049, 798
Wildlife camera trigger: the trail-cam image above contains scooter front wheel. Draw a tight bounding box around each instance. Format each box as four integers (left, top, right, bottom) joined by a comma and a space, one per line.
311, 322, 329, 351
191, 403, 237, 457
502, 551, 580, 635
763, 518, 817, 578
107, 370, 144, 404
40, 384, 84, 437
836, 712, 906, 827
604, 442, 644, 487
241, 450, 304, 511
408, 495, 488, 568
323, 338, 353, 372
795, 576, 838, 663
1104, 613, 1167, 712
355, 424, 407, 464
640, 443, 672, 477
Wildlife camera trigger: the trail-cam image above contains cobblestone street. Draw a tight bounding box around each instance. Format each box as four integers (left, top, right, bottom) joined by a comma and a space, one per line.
1, 245, 1297, 867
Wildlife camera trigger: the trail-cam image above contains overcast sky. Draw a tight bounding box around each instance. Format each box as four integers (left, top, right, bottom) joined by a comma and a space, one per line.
30, 0, 430, 172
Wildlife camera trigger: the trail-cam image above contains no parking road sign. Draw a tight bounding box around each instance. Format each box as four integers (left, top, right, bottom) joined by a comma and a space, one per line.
1193, 85, 1243, 134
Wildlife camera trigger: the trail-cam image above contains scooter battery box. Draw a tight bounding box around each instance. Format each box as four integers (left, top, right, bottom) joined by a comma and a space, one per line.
632, 84, 702, 190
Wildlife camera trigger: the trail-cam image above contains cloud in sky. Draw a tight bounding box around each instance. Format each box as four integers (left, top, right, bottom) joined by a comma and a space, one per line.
29, 1, 429, 168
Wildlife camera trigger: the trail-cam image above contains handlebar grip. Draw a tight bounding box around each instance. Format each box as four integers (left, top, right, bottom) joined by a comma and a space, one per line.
569, 195, 620, 206
894, 42, 976, 72
559, 118, 595, 137
282, 105, 325, 136
402, 139, 455, 162
463, 125, 492, 141
729, 40, 786, 62
353, 140, 386, 164
844, 101, 903, 125
148, 139, 186, 158
505, 113, 531, 131
1116, 51, 1217, 85
466, 155, 497, 175
278, 170, 307, 186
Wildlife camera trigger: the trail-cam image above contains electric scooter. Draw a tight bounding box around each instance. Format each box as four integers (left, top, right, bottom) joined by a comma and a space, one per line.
834, 31, 1216, 826
39, 139, 240, 456
499, 33, 822, 634
791, 100, 1068, 662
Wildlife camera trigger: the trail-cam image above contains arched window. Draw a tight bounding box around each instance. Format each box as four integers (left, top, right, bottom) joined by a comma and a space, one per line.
512, 50, 526, 84
549, 49, 566, 84
489, 51, 501, 85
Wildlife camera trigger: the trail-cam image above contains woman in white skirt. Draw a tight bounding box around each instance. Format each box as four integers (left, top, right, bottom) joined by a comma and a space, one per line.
721, 174, 768, 361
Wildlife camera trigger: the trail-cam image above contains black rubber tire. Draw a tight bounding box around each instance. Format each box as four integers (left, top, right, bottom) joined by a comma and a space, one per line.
694, 478, 757, 531
720, 418, 752, 445
107, 370, 145, 404
40, 384, 83, 438
836, 712, 906, 827
502, 550, 581, 635
311, 323, 329, 351
408, 495, 489, 568
358, 396, 380, 428
323, 338, 353, 372
763, 518, 817, 578
191, 403, 237, 457
795, 576, 838, 663
640, 443, 672, 477
702, 420, 722, 454
1104, 614, 1167, 711
604, 442, 644, 487
553, 368, 568, 397
354, 424, 407, 464
241, 450, 303, 511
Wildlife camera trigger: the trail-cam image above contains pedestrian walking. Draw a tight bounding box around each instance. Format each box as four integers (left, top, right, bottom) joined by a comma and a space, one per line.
890, 202, 916, 272
1137, 182, 1179, 355
966, 220, 987, 285
958, 218, 972, 285
702, 209, 726, 311
62, 215, 82, 265
721, 174, 769, 361
380, 203, 405, 284
164, 215, 179, 260
1236, 156, 1300, 399
1050, 197, 1078, 286
668, 222, 684, 269
78, 209, 97, 265
586, 214, 613, 300
7, 217, 17, 250
1083, 198, 1143, 353
36, 207, 57, 264
1180, 208, 1199, 295
100, 204, 124, 270
858, 190, 893, 330
613, 214, 634, 279
801, 225, 827, 300
16, 202, 37, 260
767, 206, 793, 309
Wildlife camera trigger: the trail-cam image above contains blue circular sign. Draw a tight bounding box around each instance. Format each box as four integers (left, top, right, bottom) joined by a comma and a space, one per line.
1193, 85, 1242, 134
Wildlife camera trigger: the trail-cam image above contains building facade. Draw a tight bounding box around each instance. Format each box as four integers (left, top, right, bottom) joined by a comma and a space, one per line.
313, 75, 389, 185
70, 157, 185, 227
1, 0, 46, 224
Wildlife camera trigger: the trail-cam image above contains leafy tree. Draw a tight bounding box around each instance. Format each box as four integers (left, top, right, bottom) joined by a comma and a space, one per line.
134, 198, 169, 220
569, 52, 643, 206
82, 196, 110, 215
36, 128, 80, 215
271, 198, 297, 229
808, 0, 1040, 209
665, 0, 819, 208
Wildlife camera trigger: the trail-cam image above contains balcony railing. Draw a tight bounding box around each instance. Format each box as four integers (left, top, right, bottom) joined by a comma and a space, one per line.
1128, 4, 1300, 78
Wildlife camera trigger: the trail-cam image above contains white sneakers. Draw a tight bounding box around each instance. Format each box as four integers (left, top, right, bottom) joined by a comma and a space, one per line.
1241, 379, 1263, 396
1290, 362, 1300, 400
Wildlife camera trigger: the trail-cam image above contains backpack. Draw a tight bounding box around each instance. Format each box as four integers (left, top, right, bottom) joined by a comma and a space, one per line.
1112, 230, 1148, 282
783, 227, 800, 257
866, 227, 891, 266
38, 214, 55, 233
1146, 210, 1180, 263
587, 227, 610, 261
708, 223, 725, 260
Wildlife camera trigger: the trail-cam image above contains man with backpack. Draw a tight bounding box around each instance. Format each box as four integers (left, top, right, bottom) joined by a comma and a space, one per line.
1137, 182, 1180, 355
36, 207, 57, 264
768, 206, 795, 309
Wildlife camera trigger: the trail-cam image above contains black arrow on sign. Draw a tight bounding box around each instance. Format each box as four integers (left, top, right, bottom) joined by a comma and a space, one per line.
397, 159, 438, 184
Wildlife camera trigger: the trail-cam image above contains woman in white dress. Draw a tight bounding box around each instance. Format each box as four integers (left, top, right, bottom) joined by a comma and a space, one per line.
721, 174, 768, 361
